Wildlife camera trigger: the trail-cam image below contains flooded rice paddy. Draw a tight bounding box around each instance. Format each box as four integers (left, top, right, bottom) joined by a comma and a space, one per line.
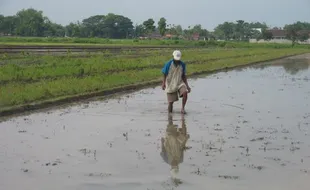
1, 54, 310, 190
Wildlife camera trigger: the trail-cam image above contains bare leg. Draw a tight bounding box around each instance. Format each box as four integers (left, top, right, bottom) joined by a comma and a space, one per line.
181, 92, 188, 114
168, 112, 173, 125
168, 102, 173, 113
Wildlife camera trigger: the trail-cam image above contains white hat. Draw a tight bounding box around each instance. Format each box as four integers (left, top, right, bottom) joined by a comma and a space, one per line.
172, 50, 181, 61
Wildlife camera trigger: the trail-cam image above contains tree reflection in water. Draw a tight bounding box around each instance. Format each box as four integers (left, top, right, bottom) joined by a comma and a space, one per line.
247, 58, 310, 75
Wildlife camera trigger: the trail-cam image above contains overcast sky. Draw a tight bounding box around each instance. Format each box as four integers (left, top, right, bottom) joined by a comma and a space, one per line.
1, 0, 310, 30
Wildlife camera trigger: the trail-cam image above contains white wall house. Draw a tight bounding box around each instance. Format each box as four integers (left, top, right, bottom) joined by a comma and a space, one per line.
249, 28, 310, 44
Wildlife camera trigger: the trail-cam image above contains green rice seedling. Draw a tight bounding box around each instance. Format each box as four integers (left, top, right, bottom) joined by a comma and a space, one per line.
0, 47, 309, 110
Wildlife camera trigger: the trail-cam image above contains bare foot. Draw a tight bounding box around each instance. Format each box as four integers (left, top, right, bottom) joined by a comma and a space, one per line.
181, 109, 186, 114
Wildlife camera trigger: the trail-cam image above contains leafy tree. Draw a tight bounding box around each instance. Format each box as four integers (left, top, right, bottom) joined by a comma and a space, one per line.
166, 25, 175, 35
65, 22, 81, 37
0, 15, 3, 31
2, 7, 309, 42
158, 17, 167, 36
249, 22, 268, 30
213, 28, 225, 40
214, 22, 234, 40
100, 14, 116, 38
214, 21, 270, 40
284, 24, 301, 46
191, 24, 202, 34
113, 14, 133, 38
0, 9, 66, 37
0, 16, 17, 35
183, 29, 191, 40
285, 22, 310, 45
165, 24, 184, 38
262, 29, 273, 40
81, 15, 105, 37
191, 24, 208, 37
297, 31, 309, 41
96, 13, 133, 38
15, 8, 45, 36
79, 13, 133, 38
208, 32, 216, 40
175, 25, 183, 36
48, 23, 65, 37
235, 20, 245, 40
133, 24, 145, 37
243, 22, 254, 39
143, 18, 155, 34
43, 17, 65, 37
292, 21, 310, 30
251, 29, 263, 40
183, 25, 209, 40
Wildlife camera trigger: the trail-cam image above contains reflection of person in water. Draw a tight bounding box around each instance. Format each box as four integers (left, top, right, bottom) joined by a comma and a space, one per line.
160, 113, 190, 179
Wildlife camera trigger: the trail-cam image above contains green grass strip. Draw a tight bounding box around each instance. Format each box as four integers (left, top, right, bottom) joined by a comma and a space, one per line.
0, 49, 281, 82
0, 48, 309, 111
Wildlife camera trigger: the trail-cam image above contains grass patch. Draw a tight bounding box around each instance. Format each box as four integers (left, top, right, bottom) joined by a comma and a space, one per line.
0, 47, 309, 113
1, 37, 310, 49
0, 48, 271, 83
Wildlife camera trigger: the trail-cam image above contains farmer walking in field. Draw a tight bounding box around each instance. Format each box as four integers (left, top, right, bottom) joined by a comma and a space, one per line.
162, 50, 191, 114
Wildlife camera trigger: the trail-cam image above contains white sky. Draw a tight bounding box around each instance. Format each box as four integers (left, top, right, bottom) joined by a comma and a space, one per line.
1, 0, 310, 30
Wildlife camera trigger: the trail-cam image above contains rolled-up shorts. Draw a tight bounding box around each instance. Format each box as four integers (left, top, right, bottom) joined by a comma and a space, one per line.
167, 86, 188, 103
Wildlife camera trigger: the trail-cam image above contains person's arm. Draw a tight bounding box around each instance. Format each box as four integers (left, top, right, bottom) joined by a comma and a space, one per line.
181, 63, 191, 92
182, 75, 191, 92
162, 74, 167, 90
161, 62, 169, 90
182, 75, 189, 88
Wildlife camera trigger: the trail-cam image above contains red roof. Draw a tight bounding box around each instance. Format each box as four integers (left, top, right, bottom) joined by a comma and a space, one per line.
267, 29, 286, 37
268, 29, 310, 38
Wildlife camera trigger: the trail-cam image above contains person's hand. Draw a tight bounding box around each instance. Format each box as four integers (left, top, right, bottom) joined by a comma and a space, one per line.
187, 86, 191, 93
162, 82, 166, 90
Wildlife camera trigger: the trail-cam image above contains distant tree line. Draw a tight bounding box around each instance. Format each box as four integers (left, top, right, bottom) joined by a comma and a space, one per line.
284, 22, 310, 44
213, 20, 270, 41
0, 8, 309, 41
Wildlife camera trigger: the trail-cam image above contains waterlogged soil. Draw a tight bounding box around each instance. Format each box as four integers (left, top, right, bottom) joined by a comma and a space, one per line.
1, 54, 310, 190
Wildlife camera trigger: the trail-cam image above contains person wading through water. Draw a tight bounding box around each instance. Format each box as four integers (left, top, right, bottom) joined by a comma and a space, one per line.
162, 50, 191, 114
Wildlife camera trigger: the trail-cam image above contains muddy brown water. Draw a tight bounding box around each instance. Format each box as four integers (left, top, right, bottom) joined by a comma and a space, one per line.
1, 54, 310, 190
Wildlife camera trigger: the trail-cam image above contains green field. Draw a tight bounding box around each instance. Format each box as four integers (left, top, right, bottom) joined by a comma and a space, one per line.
1, 37, 310, 49
1, 45, 309, 114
